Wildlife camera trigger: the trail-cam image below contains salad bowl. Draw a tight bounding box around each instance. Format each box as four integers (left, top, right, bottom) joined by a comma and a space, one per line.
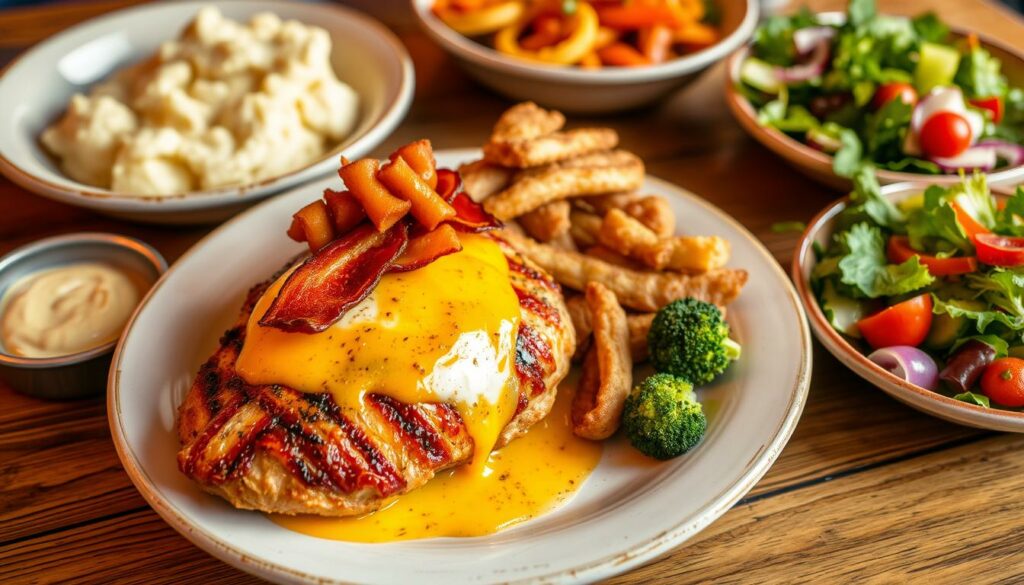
726, 11, 1024, 191
794, 180, 1024, 432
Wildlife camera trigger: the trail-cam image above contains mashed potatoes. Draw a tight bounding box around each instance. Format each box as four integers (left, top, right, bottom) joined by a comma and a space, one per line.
41, 7, 359, 196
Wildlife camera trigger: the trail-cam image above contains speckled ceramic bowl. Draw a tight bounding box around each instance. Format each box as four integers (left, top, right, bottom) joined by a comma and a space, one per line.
794, 182, 1024, 431
412, 0, 758, 114
0, 1, 413, 224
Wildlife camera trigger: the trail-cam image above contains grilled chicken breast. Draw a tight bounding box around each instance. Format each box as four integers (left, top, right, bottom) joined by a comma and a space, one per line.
176, 235, 574, 516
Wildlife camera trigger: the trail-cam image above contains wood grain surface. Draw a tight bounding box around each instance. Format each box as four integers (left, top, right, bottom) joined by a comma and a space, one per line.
1, 0, 1022, 583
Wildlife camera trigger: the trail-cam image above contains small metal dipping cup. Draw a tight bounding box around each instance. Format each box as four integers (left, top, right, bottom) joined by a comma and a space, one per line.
0, 233, 166, 399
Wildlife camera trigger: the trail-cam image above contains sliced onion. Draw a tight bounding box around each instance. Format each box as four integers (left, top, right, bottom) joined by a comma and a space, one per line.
793, 26, 836, 54
774, 40, 830, 83
977, 139, 1024, 167
931, 145, 998, 172
911, 87, 967, 135
868, 346, 940, 390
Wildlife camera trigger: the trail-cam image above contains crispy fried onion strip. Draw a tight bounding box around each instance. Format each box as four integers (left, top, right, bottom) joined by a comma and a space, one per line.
572, 282, 631, 440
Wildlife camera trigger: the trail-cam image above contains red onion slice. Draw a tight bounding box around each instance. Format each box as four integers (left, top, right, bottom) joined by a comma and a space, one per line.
793, 26, 836, 54
868, 346, 940, 390
976, 139, 1024, 167
931, 145, 998, 172
774, 39, 830, 83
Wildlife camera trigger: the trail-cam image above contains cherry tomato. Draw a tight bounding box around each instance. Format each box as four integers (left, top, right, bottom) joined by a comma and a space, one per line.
856, 294, 934, 350
981, 357, 1024, 407
919, 111, 973, 158
872, 82, 918, 110
950, 201, 991, 241
886, 236, 978, 276
970, 96, 1004, 124
974, 233, 1024, 267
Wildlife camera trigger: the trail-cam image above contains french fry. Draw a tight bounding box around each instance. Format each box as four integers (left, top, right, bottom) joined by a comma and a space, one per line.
484, 128, 620, 168
572, 282, 631, 440
518, 201, 571, 242
627, 312, 655, 362
484, 150, 644, 219
569, 210, 603, 247
289, 200, 335, 253
338, 159, 411, 231
391, 139, 438, 190
585, 193, 675, 237
323, 190, 366, 234
458, 160, 514, 202
584, 245, 645, 269
666, 235, 731, 272
598, 208, 672, 269
490, 101, 564, 143
377, 157, 455, 230
549, 231, 579, 251
501, 228, 748, 311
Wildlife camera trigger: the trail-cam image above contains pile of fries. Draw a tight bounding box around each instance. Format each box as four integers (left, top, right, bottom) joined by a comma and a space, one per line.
463, 102, 748, 439
433, 0, 719, 68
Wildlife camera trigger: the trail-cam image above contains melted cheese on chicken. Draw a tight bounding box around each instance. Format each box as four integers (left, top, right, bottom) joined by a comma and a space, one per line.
236, 233, 521, 469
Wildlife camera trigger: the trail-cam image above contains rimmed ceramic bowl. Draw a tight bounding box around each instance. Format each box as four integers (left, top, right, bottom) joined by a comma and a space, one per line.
793, 181, 1024, 431
412, 0, 758, 114
725, 12, 1024, 191
0, 232, 166, 400
0, 1, 414, 225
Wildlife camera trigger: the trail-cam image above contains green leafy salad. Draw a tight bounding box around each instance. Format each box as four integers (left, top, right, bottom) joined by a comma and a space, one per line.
813, 169, 1024, 409
738, 0, 1024, 177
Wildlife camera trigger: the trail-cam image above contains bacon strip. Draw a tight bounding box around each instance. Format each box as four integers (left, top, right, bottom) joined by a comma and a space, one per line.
448, 193, 502, 233
260, 223, 409, 333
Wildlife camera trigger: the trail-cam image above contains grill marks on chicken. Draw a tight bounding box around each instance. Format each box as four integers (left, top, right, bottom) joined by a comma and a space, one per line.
176, 238, 573, 516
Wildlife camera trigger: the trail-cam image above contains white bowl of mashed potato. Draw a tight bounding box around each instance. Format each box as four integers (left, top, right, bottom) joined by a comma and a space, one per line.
0, 2, 414, 224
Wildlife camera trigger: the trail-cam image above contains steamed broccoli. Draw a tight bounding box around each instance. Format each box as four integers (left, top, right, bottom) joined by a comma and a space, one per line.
623, 373, 707, 460
648, 298, 741, 385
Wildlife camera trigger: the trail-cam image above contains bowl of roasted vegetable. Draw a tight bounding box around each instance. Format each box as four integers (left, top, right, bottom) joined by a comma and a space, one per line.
727, 0, 1024, 190
413, 0, 758, 113
795, 167, 1024, 431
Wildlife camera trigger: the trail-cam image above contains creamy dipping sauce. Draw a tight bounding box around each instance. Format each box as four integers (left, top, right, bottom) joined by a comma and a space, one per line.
1, 263, 141, 357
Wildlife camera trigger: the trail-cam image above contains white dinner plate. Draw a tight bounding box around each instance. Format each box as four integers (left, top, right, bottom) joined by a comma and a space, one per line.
108, 149, 812, 584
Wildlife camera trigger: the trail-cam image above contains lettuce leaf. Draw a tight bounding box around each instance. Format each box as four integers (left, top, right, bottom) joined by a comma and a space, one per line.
933, 295, 1024, 332
955, 45, 1008, 99
907, 186, 972, 254
836, 223, 934, 298
953, 392, 990, 407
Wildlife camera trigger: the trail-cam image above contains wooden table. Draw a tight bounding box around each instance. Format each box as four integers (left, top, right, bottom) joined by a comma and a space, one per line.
2, 0, 1024, 582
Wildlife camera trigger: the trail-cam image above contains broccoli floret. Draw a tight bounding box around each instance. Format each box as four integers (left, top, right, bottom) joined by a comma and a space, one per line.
648, 298, 741, 385
623, 373, 707, 460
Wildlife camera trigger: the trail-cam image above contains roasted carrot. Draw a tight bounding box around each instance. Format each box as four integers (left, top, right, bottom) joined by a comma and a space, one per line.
639, 25, 673, 63
595, 5, 680, 30
520, 14, 563, 51
377, 157, 456, 230
390, 140, 438, 190
580, 51, 602, 69
597, 42, 651, 67
393, 224, 463, 271
338, 159, 411, 232
291, 200, 335, 252
323, 189, 367, 234
673, 22, 718, 47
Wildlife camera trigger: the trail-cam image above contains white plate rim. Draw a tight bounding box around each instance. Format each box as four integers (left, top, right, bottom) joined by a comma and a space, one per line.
107, 148, 812, 584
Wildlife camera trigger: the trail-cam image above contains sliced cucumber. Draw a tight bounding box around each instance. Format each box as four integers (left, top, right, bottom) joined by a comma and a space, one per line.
740, 58, 782, 94
914, 42, 961, 93
806, 127, 843, 153
820, 281, 868, 339
924, 299, 985, 350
